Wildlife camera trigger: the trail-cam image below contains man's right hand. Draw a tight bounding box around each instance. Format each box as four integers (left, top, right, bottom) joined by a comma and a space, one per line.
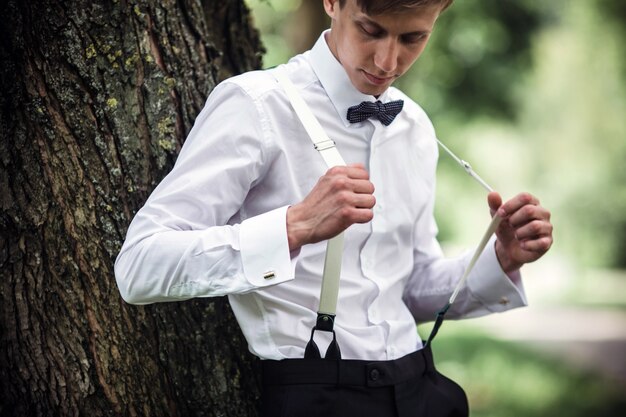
286, 163, 376, 252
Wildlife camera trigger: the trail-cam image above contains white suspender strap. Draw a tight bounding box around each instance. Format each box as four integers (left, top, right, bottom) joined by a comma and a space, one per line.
425, 140, 502, 347
276, 66, 502, 348
274, 67, 345, 322
433, 139, 501, 306
448, 215, 502, 305
275, 68, 346, 168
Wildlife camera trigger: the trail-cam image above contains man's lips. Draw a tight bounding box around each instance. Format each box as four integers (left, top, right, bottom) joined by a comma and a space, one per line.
362, 70, 395, 85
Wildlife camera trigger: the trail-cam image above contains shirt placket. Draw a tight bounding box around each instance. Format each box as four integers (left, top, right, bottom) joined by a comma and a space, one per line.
359, 123, 392, 348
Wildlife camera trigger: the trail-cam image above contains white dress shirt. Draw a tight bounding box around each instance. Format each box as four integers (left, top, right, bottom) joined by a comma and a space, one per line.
115, 32, 527, 361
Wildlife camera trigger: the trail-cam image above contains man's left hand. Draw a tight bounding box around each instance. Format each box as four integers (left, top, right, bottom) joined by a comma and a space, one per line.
488, 192, 553, 273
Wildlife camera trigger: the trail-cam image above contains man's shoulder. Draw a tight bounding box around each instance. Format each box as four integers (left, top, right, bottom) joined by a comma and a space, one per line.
219, 54, 316, 102
219, 69, 280, 101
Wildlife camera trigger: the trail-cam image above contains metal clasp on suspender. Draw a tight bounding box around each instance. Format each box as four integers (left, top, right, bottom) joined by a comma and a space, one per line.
304, 313, 341, 360
314, 313, 334, 331
314, 139, 336, 151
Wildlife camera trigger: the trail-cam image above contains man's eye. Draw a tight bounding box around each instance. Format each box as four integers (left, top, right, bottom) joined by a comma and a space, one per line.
402, 33, 428, 44
360, 24, 381, 37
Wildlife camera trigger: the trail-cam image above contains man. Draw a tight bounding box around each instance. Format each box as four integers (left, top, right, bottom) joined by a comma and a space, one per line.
115, 0, 553, 415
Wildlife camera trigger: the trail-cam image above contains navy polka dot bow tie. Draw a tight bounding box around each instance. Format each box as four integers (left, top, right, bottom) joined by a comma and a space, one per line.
346, 99, 404, 126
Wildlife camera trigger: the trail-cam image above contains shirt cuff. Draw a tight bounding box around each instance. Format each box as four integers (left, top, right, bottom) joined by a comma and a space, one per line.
466, 236, 528, 312
239, 206, 297, 288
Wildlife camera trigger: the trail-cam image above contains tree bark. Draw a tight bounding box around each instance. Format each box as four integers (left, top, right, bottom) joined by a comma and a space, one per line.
0, 0, 263, 416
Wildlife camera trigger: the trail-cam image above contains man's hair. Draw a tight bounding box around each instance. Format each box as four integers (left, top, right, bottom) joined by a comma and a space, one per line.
338, 0, 454, 15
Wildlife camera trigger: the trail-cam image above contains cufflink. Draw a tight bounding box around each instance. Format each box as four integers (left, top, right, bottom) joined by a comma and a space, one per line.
263, 271, 276, 280
499, 296, 510, 306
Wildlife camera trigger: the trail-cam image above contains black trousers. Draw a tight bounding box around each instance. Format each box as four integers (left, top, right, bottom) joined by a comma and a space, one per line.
261, 345, 468, 417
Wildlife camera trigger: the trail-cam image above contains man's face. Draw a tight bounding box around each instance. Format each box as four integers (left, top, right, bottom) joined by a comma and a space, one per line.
324, 0, 442, 96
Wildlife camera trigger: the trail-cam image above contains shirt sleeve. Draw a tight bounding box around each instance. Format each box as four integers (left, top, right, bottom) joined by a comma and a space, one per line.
402, 192, 527, 323
115, 81, 296, 305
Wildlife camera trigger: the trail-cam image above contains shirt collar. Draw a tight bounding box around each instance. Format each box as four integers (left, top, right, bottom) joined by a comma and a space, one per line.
308, 30, 391, 127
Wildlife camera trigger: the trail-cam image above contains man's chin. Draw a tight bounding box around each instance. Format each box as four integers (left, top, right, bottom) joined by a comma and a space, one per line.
351, 79, 386, 96
358, 84, 390, 97
354, 73, 394, 96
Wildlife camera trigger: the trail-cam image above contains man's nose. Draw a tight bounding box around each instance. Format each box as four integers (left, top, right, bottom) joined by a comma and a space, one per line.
374, 39, 399, 74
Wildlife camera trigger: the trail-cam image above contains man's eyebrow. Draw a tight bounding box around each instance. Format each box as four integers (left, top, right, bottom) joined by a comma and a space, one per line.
403, 29, 432, 37
356, 16, 432, 37
356, 16, 387, 32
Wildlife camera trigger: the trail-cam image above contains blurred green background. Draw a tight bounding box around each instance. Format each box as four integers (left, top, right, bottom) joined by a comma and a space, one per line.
245, 0, 626, 415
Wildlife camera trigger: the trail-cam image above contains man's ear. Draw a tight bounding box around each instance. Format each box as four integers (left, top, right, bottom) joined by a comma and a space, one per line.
323, 0, 340, 19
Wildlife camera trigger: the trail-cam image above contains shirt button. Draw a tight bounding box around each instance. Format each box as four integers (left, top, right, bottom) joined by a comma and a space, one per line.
369, 368, 380, 381
369, 307, 379, 322
388, 346, 396, 358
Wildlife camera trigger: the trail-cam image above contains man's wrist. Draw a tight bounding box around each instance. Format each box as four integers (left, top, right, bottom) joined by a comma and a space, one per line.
494, 240, 523, 274
286, 205, 309, 252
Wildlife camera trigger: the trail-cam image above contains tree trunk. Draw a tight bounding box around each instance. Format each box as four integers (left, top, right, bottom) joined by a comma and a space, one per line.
286, 0, 328, 55
0, 0, 264, 416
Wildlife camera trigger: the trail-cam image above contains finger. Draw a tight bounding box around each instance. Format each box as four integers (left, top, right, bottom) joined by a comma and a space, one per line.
335, 205, 374, 226
326, 165, 369, 181
336, 189, 376, 208
351, 178, 375, 195
508, 205, 551, 228
351, 207, 375, 224
347, 162, 366, 170
349, 193, 376, 209
497, 192, 540, 217
518, 235, 553, 253
512, 219, 553, 241
345, 163, 371, 180
323, 172, 372, 195
347, 167, 370, 181
487, 191, 502, 214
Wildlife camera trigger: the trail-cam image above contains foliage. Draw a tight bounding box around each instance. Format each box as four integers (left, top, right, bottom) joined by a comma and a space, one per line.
403, 0, 626, 269
396, 0, 543, 121
429, 329, 626, 417
246, 0, 626, 268
245, 0, 302, 66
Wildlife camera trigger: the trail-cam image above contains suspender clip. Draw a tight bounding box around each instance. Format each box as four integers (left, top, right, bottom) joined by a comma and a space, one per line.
305, 314, 341, 359
314, 139, 336, 151
316, 313, 336, 332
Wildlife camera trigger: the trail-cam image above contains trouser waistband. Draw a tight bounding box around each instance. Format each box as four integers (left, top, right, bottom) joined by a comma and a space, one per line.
262, 347, 433, 388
